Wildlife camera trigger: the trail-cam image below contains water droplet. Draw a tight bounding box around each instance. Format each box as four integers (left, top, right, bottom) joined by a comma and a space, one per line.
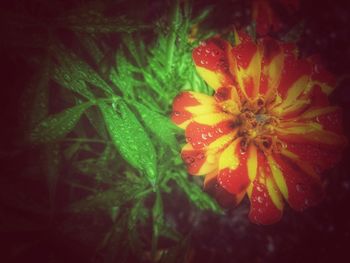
208, 132, 213, 138
304, 199, 310, 206
314, 64, 320, 74
211, 50, 220, 57
257, 196, 264, 203
257, 185, 263, 192
201, 133, 208, 140
186, 137, 192, 143
196, 152, 205, 160
296, 183, 305, 192
205, 48, 210, 54
184, 156, 195, 164
200, 60, 205, 65
216, 127, 224, 134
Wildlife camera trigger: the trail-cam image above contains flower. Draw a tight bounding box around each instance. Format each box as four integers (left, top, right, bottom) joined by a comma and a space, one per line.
171, 31, 347, 224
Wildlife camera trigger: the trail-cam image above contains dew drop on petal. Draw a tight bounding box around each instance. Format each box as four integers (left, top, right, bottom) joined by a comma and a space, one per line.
186, 137, 192, 143
184, 156, 195, 164
296, 183, 305, 192
196, 152, 205, 160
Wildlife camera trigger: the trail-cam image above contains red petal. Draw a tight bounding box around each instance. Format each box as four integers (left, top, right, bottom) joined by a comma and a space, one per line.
171, 92, 201, 126
249, 180, 283, 225
217, 141, 250, 194
277, 49, 312, 99
181, 147, 207, 175
284, 141, 342, 172
192, 38, 233, 74
185, 120, 235, 149
204, 177, 244, 208
309, 55, 336, 88
273, 154, 324, 211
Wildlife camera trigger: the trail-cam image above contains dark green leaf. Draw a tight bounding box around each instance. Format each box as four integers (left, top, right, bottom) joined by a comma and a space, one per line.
52, 65, 95, 100
52, 46, 114, 96
30, 102, 92, 143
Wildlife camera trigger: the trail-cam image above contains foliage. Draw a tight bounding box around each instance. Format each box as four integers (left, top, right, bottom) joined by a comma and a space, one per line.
9, 1, 223, 262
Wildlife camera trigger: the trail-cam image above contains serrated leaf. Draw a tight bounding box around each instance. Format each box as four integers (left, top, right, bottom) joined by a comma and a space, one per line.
30, 102, 92, 143
174, 172, 222, 214
133, 102, 177, 148
52, 46, 114, 96
109, 50, 142, 98
76, 32, 104, 64
98, 100, 157, 185
52, 65, 95, 100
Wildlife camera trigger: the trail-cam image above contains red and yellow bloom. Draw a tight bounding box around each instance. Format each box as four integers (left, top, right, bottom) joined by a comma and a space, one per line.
171, 31, 346, 224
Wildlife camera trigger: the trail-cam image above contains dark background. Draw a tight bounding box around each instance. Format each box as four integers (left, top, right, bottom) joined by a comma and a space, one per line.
1, 0, 350, 262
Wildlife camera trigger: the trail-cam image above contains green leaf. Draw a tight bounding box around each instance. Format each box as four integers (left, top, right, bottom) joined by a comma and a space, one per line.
133, 102, 177, 148
191, 6, 213, 24
98, 100, 158, 185
52, 46, 114, 96
174, 172, 222, 214
84, 106, 108, 138
152, 189, 163, 259
30, 102, 92, 143
52, 65, 95, 100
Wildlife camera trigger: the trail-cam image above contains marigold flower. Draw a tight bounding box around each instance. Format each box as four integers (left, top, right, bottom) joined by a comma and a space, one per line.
171, 31, 347, 224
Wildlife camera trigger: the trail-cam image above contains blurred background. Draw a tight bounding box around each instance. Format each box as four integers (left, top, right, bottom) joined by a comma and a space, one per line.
1, 0, 350, 262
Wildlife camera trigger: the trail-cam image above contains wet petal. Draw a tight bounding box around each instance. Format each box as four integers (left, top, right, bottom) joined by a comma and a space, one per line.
276, 121, 347, 146
185, 119, 236, 149
192, 38, 235, 90
308, 55, 336, 95
298, 106, 343, 134
272, 154, 324, 211
281, 140, 343, 172
181, 144, 220, 175
217, 139, 250, 194
171, 91, 217, 128
204, 172, 245, 208
231, 35, 262, 99
259, 38, 284, 100
247, 153, 283, 225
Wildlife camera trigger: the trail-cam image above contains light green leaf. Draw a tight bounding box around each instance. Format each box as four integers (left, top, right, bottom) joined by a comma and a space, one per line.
30, 102, 92, 143
98, 100, 157, 185
133, 102, 177, 148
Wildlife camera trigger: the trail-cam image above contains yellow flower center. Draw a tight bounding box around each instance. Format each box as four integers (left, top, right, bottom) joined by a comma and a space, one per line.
222, 97, 285, 154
